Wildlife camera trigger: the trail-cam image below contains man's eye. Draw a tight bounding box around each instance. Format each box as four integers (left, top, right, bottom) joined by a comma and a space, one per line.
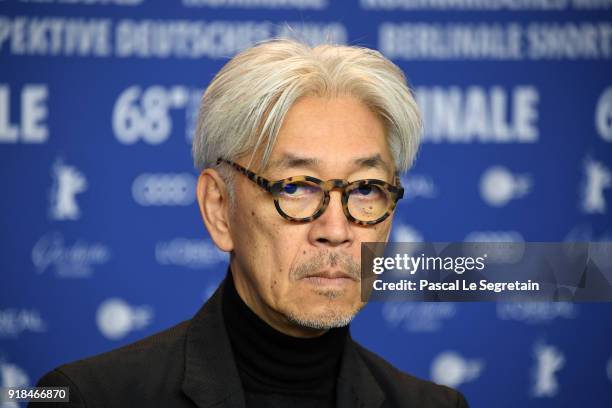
283, 183, 298, 194
357, 185, 373, 195
351, 184, 384, 199
281, 183, 318, 196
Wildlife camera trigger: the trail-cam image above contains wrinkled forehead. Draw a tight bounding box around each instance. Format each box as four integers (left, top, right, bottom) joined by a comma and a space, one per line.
247, 96, 396, 176
250, 137, 397, 182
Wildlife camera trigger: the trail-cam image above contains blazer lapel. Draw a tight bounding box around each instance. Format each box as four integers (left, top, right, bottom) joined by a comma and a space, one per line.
181, 282, 245, 408
336, 335, 385, 408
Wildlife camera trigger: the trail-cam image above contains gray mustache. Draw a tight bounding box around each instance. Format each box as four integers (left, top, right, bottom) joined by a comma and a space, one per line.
291, 251, 361, 281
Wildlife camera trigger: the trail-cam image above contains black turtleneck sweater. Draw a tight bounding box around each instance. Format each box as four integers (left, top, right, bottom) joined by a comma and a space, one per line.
222, 270, 349, 408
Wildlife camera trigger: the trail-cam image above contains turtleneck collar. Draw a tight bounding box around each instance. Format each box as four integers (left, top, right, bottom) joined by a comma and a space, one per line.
221, 268, 349, 398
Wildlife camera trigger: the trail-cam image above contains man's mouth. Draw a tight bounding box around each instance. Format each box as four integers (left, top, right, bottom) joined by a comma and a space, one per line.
301, 270, 358, 287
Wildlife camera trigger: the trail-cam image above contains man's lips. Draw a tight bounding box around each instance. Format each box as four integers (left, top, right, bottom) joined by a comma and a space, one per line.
300, 270, 358, 286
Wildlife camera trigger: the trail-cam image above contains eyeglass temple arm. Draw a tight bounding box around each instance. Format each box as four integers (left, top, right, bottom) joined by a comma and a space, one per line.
216, 158, 272, 192
394, 171, 404, 200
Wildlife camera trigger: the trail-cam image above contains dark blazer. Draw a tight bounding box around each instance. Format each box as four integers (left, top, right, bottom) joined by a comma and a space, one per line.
32, 281, 469, 408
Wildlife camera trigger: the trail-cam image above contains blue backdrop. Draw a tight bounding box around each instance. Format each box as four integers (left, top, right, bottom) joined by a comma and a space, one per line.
1, 1, 611, 407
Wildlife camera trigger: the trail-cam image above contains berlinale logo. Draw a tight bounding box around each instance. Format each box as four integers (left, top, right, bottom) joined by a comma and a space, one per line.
48, 158, 88, 221
532, 342, 565, 398
582, 156, 611, 214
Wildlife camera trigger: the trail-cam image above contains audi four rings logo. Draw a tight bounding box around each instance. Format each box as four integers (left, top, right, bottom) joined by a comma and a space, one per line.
132, 173, 196, 206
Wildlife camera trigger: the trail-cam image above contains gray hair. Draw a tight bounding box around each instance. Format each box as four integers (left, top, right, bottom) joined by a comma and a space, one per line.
193, 38, 422, 199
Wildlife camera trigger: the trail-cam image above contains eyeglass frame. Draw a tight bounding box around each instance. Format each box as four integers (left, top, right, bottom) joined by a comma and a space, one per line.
216, 158, 404, 226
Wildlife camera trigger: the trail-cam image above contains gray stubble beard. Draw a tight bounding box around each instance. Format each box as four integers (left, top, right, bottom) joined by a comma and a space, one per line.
285, 250, 364, 330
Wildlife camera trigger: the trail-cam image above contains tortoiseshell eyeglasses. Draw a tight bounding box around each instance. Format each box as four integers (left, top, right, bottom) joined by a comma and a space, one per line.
216, 158, 404, 226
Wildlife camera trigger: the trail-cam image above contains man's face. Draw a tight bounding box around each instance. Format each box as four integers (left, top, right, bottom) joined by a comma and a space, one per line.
226, 96, 396, 337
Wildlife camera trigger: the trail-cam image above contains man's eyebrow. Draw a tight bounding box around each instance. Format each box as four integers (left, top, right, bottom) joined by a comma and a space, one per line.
354, 154, 392, 173
267, 153, 392, 173
268, 154, 321, 171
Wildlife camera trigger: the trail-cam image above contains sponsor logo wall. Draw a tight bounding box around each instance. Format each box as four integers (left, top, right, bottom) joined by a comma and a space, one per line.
1, 1, 611, 406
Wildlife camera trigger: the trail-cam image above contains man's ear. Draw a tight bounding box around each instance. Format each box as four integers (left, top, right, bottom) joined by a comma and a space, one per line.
196, 169, 234, 252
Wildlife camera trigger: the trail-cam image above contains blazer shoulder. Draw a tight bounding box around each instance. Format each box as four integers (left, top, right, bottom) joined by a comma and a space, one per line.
30, 368, 86, 407
352, 341, 469, 408
33, 319, 191, 407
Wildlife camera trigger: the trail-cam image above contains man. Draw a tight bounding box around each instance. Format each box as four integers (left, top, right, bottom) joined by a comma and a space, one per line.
32, 38, 469, 407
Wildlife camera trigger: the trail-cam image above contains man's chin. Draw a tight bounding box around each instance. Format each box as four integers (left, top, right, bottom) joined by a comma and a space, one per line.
283, 301, 364, 331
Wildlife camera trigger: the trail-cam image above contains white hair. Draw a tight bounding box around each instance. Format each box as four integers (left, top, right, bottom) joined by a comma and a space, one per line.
193, 37, 422, 181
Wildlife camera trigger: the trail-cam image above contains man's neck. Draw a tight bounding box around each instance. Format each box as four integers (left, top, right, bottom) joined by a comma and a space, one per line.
221, 269, 349, 398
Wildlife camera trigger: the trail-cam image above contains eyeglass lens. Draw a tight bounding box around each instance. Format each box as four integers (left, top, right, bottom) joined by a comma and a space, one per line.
277, 181, 390, 222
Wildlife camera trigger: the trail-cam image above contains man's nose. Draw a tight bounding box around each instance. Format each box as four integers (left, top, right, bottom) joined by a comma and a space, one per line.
308, 190, 354, 247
